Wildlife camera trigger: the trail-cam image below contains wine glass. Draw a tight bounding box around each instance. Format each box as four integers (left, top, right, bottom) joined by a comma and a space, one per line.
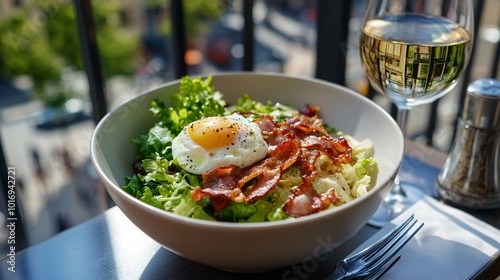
359, 0, 474, 227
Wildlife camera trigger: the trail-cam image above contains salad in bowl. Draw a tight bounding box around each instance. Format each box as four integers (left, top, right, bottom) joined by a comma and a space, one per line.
123, 76, 378, 222
90, 73, 402, 272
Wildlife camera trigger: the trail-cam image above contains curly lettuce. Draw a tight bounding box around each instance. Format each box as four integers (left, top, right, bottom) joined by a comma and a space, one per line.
123, 76, 226, 220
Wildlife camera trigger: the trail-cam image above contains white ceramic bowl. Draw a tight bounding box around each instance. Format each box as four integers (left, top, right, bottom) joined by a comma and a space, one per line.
90, 73, 403, 272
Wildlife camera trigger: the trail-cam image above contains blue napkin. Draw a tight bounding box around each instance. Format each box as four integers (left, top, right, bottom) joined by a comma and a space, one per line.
356, 196, 500, 280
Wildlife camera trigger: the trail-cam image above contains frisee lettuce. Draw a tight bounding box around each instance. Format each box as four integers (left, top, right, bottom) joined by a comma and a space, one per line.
131, 124, 173, 160
233, 94, 297, 122
123, 76, 227, 220
150, 76, 227, 136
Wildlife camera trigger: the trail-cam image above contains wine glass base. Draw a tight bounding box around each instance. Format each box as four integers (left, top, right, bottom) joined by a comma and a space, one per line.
367, 184, 426, 228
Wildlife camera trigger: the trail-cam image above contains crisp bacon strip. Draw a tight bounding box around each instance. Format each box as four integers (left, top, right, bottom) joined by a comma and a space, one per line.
191, 165, 246, 211
301, 135, 352, 165
283, 180, 322, 217
190, 127, 301, 208
297, 148, 320, 178
283, 146, 344, 217
283, 175, 340, 218
190, 108, 352, 215
242, 132, 300, 201
285, 114, 331, 138
299, 104, 320, 117
254, 115, 278, 133
244, 168, 282, 202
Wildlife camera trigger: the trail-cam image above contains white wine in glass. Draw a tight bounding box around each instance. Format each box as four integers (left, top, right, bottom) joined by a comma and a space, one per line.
359, 0, 473, 227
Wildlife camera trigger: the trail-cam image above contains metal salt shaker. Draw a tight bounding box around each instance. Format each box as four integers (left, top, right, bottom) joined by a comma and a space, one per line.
437, 78, 500, 209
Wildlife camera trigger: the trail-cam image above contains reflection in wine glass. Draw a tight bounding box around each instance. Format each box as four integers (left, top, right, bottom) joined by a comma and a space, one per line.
359, 0, 474, 227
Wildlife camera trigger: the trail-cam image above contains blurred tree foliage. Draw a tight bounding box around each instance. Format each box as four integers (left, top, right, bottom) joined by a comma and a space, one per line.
0, 0, 138, 106
0, 0, 225, 107
0, 7, 61, 93
147, 0, 224, 43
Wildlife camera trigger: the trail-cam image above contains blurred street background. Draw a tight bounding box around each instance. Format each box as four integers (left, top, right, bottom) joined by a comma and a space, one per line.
0, 0, 499, 255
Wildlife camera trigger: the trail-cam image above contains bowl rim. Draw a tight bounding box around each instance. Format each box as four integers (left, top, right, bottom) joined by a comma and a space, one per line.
90, 71, 404, 229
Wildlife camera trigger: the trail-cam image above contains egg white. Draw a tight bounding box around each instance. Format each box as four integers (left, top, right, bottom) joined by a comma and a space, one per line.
172, 114, 268, 174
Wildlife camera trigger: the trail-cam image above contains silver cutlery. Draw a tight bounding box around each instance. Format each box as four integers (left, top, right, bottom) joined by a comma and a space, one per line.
331, 214, 423, 279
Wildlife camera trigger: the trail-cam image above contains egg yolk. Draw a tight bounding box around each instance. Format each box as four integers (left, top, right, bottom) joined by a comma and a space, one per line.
187, 117, 240, 149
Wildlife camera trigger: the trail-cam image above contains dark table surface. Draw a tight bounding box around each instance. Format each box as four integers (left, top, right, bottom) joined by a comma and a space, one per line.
2, 141, 499, 279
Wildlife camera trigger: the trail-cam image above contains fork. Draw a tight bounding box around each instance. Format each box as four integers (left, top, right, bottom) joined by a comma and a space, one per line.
330, 214, 423, 279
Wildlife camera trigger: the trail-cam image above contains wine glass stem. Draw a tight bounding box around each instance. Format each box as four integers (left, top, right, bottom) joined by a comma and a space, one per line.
388, 107, 410, 201
396, 107, 409, 137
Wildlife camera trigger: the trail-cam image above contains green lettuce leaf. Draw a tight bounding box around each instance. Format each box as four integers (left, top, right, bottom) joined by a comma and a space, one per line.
131, 124, 173, 160
216, 201, 257, 222
153, 76, 227, 135
233, 94, 296, 122
124, 76, 228, 219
